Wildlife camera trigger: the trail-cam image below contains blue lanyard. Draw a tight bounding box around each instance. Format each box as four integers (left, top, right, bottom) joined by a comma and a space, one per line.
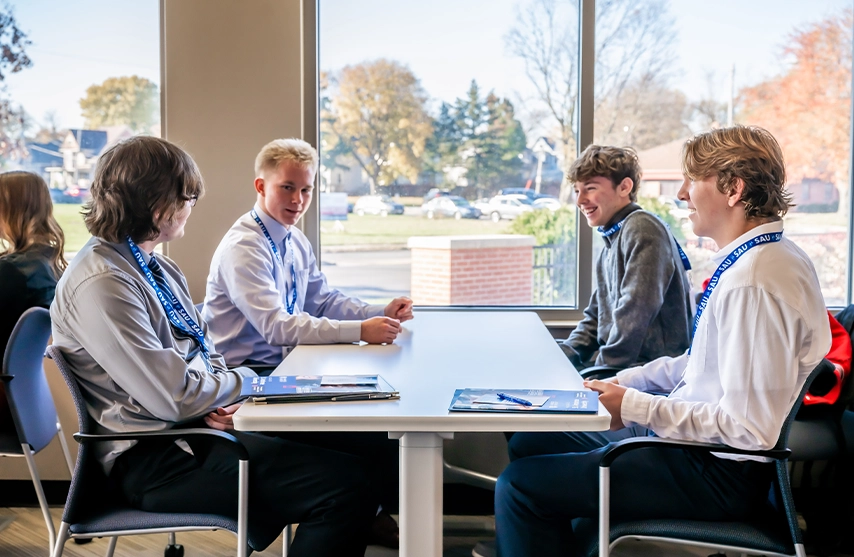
689, 230, 783, 353
597, 213, 692, 271
250, 210, 297, 315
125, 237, 213, 373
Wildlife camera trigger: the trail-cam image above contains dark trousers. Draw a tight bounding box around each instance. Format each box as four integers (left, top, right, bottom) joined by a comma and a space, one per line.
111, 431, 376, 555
275, 431, 400, 513
496, 428, 774, 557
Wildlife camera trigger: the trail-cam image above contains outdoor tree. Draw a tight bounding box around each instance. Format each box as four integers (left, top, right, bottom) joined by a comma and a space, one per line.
505, 0, 682, 200
0, 6, 32, 163
739, 9, 852, 186
79, 75, 159, 133
321, 59, 432, 194
427, 80, 527, 198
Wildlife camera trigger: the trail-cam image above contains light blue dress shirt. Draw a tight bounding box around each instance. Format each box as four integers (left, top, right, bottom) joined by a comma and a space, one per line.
203, 204, 385, 366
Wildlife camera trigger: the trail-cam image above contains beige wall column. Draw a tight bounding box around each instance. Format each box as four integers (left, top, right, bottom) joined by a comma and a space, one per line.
162, 0, 306, 300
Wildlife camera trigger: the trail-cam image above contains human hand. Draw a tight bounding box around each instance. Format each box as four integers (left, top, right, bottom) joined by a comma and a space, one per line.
361, 316, 401, 344
583, 379, 627, 431
204, 402, 243, 431
384, 297, 414, 322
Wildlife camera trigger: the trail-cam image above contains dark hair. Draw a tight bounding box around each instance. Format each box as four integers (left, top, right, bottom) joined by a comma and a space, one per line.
568, 145, 643, 202
83, 136, 204, 243
682, 125, 792, 219
0, 171, 67, 278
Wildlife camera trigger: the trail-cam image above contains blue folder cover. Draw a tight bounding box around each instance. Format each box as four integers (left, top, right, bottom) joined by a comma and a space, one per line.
448, 388, 598, 413
242, 375, 397, 401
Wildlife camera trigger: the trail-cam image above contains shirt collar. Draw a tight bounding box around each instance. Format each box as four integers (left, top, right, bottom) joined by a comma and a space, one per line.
253, 203, 290, 246
710, 220, 784, 265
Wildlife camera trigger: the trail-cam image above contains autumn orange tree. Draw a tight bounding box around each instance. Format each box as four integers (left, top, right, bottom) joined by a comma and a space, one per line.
738, 9, 852, 185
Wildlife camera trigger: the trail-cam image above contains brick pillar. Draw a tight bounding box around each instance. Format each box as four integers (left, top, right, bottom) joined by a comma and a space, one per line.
408, 235, 535, 305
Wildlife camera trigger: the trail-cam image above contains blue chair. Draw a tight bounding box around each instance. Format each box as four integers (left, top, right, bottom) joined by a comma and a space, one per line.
0, 307, 74, 554
579, 358, 835, 557
46, 344, 262, 557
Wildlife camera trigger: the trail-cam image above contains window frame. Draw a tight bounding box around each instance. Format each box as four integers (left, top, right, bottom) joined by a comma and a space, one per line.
301, 0, 854, 319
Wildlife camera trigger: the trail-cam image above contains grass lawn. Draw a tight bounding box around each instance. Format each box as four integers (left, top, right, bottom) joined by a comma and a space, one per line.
320, 214, 511, 247
53, 203, 91, 253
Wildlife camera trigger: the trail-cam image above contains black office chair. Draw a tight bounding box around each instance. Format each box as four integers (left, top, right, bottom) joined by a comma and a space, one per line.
575, 358, 834, 557
46, 345, 263, 557
0, 308, 75, 554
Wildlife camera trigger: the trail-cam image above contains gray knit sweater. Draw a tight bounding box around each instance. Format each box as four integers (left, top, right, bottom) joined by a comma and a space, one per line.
564, 203, 693, 368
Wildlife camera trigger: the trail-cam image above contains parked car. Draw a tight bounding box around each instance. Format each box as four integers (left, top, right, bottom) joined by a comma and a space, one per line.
658, 196, 691, 227
422, 188, 451, 204
421, 196, 481, 220
498, 187, 547, 201
476, 195, 534, 222
352, 194, 404, 216
532, 196, 561, 211
49, 186, 90, 204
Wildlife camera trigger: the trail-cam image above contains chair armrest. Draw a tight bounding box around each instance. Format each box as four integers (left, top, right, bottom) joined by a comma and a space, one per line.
73, 428, 249, 460
0, 374, 13, 382
580, 366, 623, 380
599, 436, 791, 467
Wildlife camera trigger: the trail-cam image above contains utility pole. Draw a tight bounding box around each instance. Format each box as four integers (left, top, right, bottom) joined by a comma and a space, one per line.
727, 63, 735, 126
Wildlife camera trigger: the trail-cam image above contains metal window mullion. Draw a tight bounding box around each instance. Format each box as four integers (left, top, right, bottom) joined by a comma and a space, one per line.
301, 0, 321, 260
576, 0, 596, 309
847, 9, 854, 305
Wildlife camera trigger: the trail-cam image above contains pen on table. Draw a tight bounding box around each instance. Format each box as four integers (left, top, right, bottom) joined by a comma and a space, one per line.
496, 392, 533, 406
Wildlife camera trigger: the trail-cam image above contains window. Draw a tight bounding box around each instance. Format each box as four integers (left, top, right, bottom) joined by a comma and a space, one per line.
318, 0, 579, 309
316, 0, 853, 312
1, 1, 160, 258
594, 0, 853, 306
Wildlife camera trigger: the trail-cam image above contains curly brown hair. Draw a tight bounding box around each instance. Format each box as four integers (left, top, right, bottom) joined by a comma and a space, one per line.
682, 126, 792, 220
568, 145, 642, 202
0, 171, 67, 278
83, 136, 204, 243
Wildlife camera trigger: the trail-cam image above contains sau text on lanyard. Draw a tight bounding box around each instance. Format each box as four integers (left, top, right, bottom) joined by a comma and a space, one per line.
598, 214, 692, 271
689, 231, 783, 354
125, 236, 214, 373
250, 209, 297, 315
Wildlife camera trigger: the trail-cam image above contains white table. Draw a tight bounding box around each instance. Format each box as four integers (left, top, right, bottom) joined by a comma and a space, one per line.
234, 311, 610, 557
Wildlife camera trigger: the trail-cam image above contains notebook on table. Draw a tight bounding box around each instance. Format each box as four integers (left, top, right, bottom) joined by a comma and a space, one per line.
242, 374, 399, 404
448, 388, 598, 413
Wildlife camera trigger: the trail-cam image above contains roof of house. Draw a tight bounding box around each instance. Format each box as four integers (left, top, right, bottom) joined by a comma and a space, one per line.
637, 137, 690, 181
26, 140, 63, 165
65, 129, 109, 157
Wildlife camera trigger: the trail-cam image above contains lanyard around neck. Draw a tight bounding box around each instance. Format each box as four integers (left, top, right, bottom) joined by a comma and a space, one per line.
597, 212, 692, 271
689, 230, 783, 354
125, 236, 213, 373
250, 210, 297, 315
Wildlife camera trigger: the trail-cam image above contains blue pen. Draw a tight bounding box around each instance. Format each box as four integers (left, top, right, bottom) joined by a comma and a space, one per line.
497, 392, 533, 406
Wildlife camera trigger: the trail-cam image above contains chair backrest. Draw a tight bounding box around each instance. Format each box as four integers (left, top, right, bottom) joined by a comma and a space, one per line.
776, 358, 835, 451
46, 344, 117, 524
2, 307, 59, 453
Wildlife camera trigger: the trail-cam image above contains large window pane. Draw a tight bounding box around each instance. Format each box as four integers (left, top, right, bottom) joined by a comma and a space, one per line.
319, 0, 580, 307
0, 0, 160, 258
594, 0, 853, 306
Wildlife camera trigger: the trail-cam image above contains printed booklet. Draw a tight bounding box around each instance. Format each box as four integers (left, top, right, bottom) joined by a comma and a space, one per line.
242, 375, 398, 404
448, 388, 598, 413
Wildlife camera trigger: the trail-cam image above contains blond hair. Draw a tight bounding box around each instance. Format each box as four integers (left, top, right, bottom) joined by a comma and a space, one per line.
682, 125, 792, 219
0, 171, 67, 278
254, 138, 318, 176
568, 145, 642, 202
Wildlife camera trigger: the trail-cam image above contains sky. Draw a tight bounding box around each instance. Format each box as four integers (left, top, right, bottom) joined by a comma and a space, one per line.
1, 0, 850, 132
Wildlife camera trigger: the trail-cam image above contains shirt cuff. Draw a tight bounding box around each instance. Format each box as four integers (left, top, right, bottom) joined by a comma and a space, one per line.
338, 320, 363, 343
616, 365, 648, 391
366, 304, 386, 318
231, 366, 259, 380
620, 388, 654, 428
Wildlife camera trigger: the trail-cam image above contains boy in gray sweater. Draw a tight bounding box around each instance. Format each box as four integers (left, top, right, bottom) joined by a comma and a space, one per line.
561, 145, 693, 369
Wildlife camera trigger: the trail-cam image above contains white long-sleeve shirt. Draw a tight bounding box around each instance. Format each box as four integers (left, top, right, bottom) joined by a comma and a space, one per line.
203, 205, 385, 366
617, 221, 831, 458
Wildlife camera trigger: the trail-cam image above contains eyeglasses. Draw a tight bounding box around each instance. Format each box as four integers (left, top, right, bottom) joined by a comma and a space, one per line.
185, 195, 199, 207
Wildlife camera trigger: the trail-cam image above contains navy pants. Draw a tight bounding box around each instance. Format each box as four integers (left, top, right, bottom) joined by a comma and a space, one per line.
496, 428, 774, 557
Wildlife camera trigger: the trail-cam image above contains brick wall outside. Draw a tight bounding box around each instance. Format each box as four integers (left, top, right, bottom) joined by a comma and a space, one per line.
409, 235, 535, 306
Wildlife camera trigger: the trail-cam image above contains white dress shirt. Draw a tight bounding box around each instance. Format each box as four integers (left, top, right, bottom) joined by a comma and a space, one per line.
617, 221, 831, 458
203, 204, 385, 366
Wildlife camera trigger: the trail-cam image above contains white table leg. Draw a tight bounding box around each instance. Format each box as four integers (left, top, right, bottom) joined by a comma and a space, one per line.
392, 432, 451, 557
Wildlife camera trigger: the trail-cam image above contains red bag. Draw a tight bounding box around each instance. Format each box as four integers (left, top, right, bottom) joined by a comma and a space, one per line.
803, 311, 851, 406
